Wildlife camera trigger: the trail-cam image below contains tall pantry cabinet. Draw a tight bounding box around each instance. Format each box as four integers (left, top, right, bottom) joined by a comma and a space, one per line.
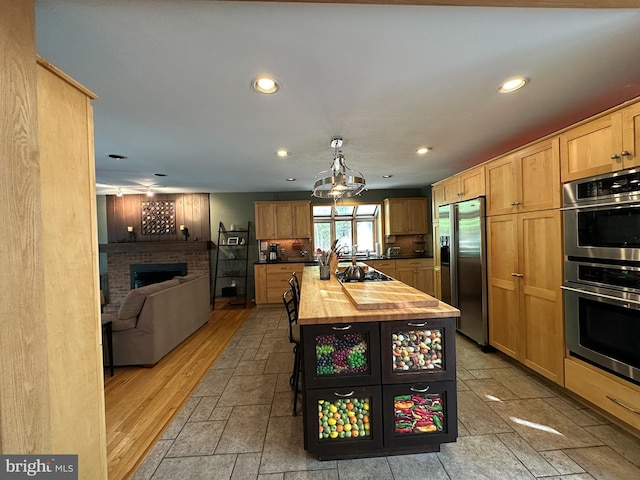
485, 138, 564, 385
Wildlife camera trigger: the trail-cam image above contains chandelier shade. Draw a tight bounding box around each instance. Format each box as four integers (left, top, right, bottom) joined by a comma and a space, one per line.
312, 137, 366, 199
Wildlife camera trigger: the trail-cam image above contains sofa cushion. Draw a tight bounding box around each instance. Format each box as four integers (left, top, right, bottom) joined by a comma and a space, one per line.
101, 311, 134, 332
175, 273, 204, 284
112, 316, 137, 332
117, 278, 180, 320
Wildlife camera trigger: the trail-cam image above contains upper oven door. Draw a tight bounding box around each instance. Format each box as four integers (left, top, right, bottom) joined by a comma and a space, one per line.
563, 202, 640, 261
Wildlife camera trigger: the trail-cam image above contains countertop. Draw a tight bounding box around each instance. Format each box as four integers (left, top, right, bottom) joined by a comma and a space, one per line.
297, 265, 459, 325
254, 254, 433, 265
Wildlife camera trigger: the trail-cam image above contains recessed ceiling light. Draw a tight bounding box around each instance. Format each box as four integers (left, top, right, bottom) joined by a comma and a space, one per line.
286, 178, 296, 182
416, 147, 431, 155
498, 77, 528, 93
107, 154, 128, 160
383, 175, 393, 178
253, 76, 280, 94
275, 149, 291, 157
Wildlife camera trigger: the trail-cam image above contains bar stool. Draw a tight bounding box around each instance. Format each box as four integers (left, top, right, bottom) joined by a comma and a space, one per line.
291, 271, 301, 300
283, 287, 302, 415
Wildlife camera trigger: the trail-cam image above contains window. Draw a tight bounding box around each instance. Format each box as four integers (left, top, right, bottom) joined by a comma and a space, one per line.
313, 203, 381, 254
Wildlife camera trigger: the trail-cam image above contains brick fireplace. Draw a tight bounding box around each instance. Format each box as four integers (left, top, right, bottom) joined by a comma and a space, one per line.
101, 192, 213, 304
101, 242, 212, 304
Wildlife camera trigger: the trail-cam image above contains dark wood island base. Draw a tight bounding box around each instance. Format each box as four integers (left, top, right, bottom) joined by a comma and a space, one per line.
298, 265, 461, 460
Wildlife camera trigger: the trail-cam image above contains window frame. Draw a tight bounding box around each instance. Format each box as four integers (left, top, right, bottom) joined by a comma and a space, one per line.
312, 202, 382, 254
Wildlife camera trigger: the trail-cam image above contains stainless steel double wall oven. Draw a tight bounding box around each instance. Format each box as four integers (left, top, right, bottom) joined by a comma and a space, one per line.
562, 169, 640, 384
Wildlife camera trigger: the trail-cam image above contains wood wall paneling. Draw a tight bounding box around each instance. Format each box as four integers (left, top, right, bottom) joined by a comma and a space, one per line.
106, 193, 210, 243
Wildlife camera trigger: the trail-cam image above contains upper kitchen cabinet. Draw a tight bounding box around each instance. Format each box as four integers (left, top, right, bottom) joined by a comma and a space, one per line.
431, 184, 444, 223
486, 138, 560, 216
255, 202, 278, 239
255, 200, 311, 240
441, 166, 486, 204
384, 197, 429, 235
291, 200, 312, 238
560, 101, 640, 182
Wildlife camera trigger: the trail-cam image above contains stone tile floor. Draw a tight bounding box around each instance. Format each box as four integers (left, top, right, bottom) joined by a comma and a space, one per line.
133, 306, 640, 480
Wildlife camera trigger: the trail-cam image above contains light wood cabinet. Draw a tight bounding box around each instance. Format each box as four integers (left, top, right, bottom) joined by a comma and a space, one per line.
565, 357, 640, 431
487, 210, 564, 385
255, 202, 278, 239
292, 201, 312, 238
253, 264, 268, 304
486, 138, 560, 216
431, 184, 444, 222
384, 197, 429, 235
254, 263, 304, 304
255, 200, 311, 240
395, 258, 435, 296
560, 102, 640, 182
366, 259, 397, 278
37, 58, 108, 476
441, 166, 485, 204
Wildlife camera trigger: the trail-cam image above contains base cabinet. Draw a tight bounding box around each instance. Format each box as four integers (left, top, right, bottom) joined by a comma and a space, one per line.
301, 317, 457, 459
365, 259, 396, 278
565, 357, 640, 431
395, 258, 435, 295
254, 263, 304, 304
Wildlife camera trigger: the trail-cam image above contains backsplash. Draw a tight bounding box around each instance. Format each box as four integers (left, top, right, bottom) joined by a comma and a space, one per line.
385, 233, 433, 256
258, 238, 313, 261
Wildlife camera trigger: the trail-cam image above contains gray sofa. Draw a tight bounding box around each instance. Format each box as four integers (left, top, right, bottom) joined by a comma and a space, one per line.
102, 273, 210, 366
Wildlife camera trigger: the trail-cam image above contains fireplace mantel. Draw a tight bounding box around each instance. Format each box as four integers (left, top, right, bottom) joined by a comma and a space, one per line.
99, 241, 214, 254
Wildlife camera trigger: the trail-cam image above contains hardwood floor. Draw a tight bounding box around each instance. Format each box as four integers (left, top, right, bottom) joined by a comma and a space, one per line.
104, 302, 254, 480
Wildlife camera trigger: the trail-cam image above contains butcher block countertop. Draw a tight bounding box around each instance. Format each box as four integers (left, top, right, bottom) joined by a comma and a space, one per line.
298, 265, 460, 325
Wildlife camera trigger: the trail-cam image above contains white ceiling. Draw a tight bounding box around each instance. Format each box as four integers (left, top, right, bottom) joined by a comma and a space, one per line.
35, 1, 640, 196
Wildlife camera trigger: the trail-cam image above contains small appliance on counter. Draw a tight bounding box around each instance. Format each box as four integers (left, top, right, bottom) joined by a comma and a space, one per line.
386, 246, 401, 257
268, 243, 280, 262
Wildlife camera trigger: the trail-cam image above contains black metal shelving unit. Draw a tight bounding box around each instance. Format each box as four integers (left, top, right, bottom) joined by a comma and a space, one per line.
212, 221, 251, 309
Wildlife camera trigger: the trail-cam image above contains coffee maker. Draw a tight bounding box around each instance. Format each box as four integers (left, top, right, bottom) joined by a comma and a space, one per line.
268, 243, 280, 262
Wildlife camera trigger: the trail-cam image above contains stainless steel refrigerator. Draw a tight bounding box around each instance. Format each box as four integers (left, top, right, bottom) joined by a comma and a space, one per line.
439, 197, 489, 347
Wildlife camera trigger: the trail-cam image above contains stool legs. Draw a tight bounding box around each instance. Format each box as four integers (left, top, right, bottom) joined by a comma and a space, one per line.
290, 343, 302, 416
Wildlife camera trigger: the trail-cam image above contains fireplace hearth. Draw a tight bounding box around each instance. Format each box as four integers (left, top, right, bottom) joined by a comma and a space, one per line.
130, 263, 187, 289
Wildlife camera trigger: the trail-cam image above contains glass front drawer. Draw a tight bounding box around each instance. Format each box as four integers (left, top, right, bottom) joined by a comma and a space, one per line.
304, 385, 383, 459
302, 322, 381, 388
381, 318, 456, 384
383, 381, 457, 448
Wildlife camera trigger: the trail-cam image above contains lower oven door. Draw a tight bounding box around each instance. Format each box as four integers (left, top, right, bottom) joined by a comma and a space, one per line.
562, 284, 640, 384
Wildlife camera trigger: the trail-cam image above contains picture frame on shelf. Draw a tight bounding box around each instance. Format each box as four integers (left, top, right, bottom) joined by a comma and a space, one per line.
227, 236, 239, 246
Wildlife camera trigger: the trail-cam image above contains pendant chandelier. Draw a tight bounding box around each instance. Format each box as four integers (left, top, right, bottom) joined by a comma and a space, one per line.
312, 137, 366, 199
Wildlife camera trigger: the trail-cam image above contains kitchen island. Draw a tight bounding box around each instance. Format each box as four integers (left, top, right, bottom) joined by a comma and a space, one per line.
298, 265, 460, 460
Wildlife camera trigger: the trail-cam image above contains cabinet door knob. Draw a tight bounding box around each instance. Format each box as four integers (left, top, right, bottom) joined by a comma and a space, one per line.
611, 153, 621, 160
510, 201, 522, 206
621, 150, 632, 157
511, 273, 523, 277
